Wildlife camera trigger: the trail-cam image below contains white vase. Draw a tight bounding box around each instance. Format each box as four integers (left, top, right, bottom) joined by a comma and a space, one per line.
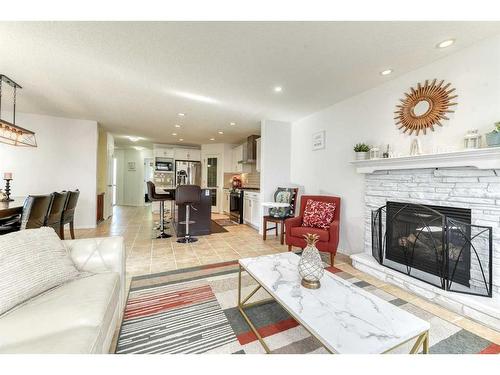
298, 244, 325, 289
355, 151, 369, 160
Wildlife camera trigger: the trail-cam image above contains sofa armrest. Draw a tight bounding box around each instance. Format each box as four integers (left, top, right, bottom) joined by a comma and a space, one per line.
328, 220, 340, 250
285, 215, 303, 231
63, 236, 126, 309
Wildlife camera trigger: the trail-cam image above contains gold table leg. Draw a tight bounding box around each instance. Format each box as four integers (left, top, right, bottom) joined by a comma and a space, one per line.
237, 265, 273, 354
409, 331, 429, 354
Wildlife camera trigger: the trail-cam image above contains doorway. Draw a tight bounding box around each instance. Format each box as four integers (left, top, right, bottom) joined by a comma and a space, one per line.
204, 155, 220, 212
112, 157, 117, 206
105, 152, 117, 219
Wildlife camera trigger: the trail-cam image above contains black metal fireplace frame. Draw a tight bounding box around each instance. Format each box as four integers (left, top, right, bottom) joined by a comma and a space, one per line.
372, 203, 493, 298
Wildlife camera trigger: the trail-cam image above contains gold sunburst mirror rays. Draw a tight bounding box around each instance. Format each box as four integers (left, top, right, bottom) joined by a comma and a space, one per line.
394, 79, 458, 136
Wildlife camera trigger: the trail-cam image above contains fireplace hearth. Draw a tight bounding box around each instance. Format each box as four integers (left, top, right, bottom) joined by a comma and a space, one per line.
372, 201, 493, 297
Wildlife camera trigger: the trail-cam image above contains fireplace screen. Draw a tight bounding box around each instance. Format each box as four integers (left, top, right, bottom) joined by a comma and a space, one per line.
372, 202, 492, 297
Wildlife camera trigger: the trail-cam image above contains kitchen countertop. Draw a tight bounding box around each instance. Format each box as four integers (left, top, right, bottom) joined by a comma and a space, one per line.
223, 187, 260, 191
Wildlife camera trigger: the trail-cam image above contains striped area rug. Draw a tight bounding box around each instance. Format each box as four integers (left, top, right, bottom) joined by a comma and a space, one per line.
116, 259, 500, 354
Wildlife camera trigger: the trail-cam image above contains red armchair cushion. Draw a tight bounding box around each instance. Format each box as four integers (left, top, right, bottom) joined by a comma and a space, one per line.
302, 199, 336, 230
290, 226, 329, 242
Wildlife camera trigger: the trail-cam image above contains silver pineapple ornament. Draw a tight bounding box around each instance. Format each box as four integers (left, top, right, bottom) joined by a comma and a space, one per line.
298, 233, 325, 289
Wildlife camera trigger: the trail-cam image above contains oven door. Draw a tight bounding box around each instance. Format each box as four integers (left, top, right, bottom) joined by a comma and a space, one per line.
229, 192, 242, 223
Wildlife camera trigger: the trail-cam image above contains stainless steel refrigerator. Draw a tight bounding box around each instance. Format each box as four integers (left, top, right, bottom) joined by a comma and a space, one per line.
175, 160, 201, 186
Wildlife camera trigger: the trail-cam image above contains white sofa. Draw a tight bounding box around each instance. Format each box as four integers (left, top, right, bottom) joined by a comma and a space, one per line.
0, 236, 125, 354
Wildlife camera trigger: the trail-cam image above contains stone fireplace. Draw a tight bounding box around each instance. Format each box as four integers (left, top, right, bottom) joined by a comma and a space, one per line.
349, 148, 500, 331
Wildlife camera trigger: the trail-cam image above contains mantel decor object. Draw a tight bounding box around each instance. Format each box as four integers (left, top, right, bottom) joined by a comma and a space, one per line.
464, 129, 482, 150
353, 143, 370, 160
0, 74, 37, 147
298, 233, 325, 289
485, 122, 500, 147
395, 79, 457, 136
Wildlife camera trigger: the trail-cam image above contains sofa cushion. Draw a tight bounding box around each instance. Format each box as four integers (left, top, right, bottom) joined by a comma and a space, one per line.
0, 272, 120, 352
302, 199, 336, 230
0, 227, 81, 315
290, 226, 329, 242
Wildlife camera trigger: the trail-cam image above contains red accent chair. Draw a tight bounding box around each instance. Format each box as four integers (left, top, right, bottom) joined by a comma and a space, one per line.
285, 195, 341, 266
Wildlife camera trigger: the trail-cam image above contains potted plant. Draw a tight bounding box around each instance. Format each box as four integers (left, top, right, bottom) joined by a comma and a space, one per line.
485, 122, 500, 147
354, 143, 370, 160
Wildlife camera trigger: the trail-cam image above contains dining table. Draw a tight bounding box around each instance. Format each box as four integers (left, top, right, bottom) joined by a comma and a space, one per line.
0, 196, 25, 219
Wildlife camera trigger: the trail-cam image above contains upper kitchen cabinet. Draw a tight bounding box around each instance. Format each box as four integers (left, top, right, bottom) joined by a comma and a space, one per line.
232, 145, 251, 173
232, 135, 260, 173
154, 147, 174, 158
175, 148, 201, 161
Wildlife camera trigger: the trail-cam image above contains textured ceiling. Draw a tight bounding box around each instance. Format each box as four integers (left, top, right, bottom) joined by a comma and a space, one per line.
0, 21, 499, 147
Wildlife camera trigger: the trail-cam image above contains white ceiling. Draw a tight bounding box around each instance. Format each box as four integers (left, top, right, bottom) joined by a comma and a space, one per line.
1, 21, 499, 147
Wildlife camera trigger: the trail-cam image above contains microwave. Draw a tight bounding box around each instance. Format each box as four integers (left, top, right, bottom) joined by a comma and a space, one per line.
155, 158, 173, 171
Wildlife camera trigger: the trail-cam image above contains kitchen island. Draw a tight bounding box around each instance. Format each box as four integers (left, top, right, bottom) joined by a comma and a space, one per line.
172, 188, 212, 237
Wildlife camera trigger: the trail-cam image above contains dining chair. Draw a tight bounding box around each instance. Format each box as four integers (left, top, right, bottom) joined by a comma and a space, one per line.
262, 187, 299, 245
60, 190, 80, 240
46, 191, 69, 238
0, 194, 54, 235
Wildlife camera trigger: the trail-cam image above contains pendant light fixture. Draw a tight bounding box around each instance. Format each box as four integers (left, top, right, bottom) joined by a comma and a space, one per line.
0, 74, 37, 147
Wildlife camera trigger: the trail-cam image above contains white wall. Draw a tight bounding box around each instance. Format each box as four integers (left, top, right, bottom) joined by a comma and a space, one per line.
115, 148, 153, 206
290, 35, 500, 255
260, 120, 293, 233
0, 112, 98, 228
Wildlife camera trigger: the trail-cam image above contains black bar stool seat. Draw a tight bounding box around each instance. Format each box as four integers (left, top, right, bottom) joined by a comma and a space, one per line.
176, 185, 201, 243
147, 181, 171, 239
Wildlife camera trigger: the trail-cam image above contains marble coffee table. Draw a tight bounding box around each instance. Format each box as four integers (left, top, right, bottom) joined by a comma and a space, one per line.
238, 252, 430, 354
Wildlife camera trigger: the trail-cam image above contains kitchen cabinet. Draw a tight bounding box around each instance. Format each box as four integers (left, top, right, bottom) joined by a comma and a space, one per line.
154, 147, 174, 158
174, 148, 201, 161
243, 191, 261, 230
255, 138, 261, 172
222, 189, 230, 214
232, 144, 251, 173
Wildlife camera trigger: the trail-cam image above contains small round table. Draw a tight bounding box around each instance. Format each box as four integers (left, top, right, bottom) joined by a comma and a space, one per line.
261, 202, 291, 245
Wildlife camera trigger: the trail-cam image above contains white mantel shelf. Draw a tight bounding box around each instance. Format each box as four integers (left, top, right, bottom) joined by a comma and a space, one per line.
350, 147, 500, 174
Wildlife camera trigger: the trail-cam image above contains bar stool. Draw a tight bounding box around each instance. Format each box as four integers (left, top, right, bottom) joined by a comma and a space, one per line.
147, 181, 171, 239
176, 185, 201, 244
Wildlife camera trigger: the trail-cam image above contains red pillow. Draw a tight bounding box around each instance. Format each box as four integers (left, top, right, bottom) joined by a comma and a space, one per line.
302, 199, 336, 230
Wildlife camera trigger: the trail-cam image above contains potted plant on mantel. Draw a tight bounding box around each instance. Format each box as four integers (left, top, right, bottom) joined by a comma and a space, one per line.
354, 143, 370, 160
485, 122, 500, 147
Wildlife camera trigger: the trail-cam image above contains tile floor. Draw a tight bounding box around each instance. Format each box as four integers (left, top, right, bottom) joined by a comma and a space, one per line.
73, 205, 500, 347
71, 205, 319, 276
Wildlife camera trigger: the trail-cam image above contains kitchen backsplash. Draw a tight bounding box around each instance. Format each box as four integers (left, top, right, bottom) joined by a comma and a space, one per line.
223, 172, 260, 189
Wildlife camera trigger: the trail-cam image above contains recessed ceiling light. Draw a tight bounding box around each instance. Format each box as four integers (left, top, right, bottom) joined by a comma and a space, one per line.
127, 136, 141, 142
230, 122, 236, 126
133, 146, 145, 151
210, 138, 215, 141
218, 131, 224, 135
437, 39, 455, 49
380, 69, 393, 76
179, 138, 184, 141
178, 113, 185, 117
174, 124, 181, 128
274, 86, 283, 93
172, 133, 177, 136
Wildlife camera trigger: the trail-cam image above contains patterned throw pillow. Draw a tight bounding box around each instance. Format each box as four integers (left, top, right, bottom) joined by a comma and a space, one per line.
0, 227, 81, 315
302, 199, 336, 230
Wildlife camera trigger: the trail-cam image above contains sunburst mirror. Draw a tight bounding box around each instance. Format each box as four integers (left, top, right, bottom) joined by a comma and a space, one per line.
394, 79, 458, 136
